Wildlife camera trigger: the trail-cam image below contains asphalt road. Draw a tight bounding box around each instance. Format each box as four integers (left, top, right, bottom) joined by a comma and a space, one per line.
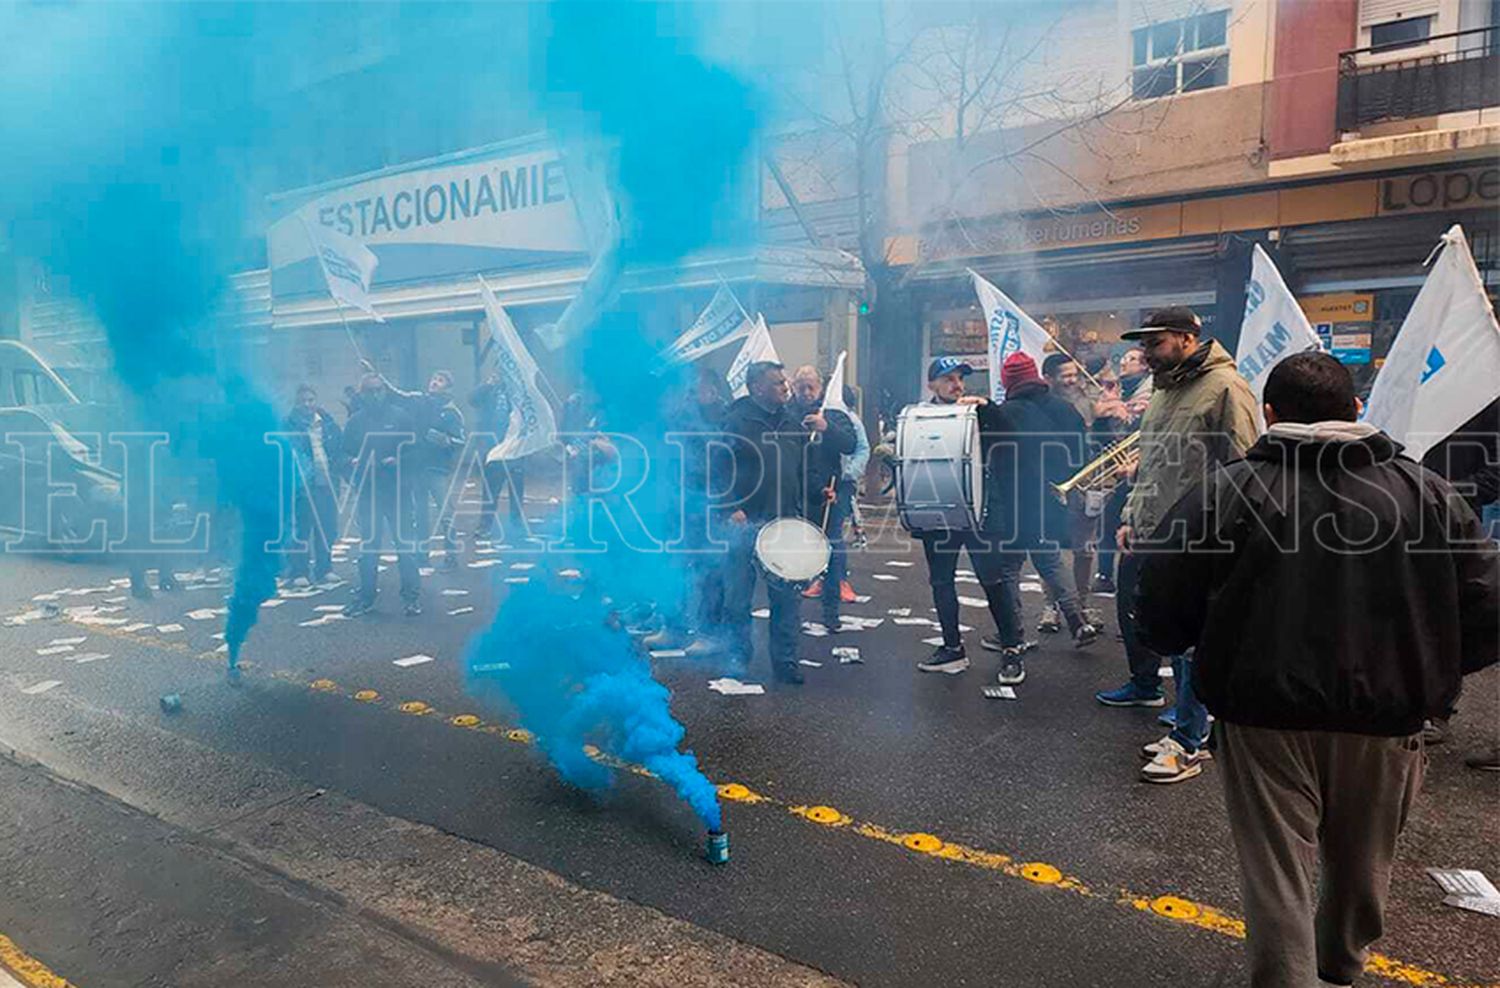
0, 497, 1495, 987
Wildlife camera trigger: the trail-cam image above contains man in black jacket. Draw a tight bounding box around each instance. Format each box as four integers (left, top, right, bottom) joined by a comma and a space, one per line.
341, 373, 423, 617
1136, 352, 1499, 988
985, 353, 1100, 686
717, 361, 845, 684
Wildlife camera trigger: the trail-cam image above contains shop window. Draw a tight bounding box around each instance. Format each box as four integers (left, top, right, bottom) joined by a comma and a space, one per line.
1131, 9, 1230, 100
1369, 15, 1432, 49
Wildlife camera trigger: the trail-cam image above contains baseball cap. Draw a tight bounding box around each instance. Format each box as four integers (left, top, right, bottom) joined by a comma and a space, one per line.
1121, 306, 1202, 341
927, 356, 975, 381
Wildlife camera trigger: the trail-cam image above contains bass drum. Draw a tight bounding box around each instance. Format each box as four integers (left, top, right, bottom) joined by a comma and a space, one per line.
894, 403, 984, 532
754, 517, 831, 591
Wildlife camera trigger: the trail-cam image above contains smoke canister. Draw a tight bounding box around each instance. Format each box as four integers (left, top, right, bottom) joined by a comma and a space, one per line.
159, 693, 182, 715
705, 830, 729, 865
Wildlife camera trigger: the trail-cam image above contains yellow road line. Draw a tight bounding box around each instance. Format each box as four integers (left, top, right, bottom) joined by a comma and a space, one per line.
36, 622, 1496, 988
0, 933, 75, 988
281, 673, 1492, 988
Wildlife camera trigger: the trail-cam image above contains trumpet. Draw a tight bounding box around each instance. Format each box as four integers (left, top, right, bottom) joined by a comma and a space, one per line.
1052, 431, 1140, 502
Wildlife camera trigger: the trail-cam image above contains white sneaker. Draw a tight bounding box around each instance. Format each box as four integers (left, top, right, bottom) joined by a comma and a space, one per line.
1037, 603, 1061, 633
292, 577, 311, 588
1140, 734, 1215, 760
1140, 737, 1209, 784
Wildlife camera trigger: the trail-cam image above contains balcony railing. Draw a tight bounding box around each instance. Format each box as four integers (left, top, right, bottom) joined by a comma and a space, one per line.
1336, 26, 1500, 133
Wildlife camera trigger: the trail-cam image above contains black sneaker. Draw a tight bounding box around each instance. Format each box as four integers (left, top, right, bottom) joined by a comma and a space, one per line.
917, 645, 969, 675
996, 658, 1026, 685
158, 574, 179, 592
1073, 623, 1101, 647
403, 601, 423, 617
773, 662, 806, 685
1092, 574, 1116, 594
343, 598, 374, 618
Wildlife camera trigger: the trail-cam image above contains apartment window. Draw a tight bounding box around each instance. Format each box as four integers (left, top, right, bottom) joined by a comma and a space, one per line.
1131, 9, 1230, 100
1368, 15, 1433, 49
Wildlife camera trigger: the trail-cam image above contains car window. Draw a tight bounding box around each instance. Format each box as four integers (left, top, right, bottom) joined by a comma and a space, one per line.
12, 370, 66, 406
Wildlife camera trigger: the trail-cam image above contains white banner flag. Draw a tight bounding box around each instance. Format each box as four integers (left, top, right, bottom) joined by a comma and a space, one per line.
661, 285, 753, 364
478, 277, 558, 461
1364, 225, 1500, 461
822, 350, 850, 414
969, 270, 1051, 401
1237, 244, 1322, 403
298, 215, 384, 322
727, 315, 780, 398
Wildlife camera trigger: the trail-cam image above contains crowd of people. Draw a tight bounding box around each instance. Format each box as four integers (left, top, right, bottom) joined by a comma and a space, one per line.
145, 300, 1496, 986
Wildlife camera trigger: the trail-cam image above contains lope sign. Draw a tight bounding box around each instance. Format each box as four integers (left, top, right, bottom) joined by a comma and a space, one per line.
268, 138, 589, 302
1378, 166, 1500, 216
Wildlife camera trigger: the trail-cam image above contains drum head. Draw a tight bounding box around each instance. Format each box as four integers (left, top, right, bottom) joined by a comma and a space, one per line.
755, 518, 831, 583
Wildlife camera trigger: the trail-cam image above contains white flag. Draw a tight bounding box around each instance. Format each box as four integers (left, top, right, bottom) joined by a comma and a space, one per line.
727, 315, 780, 398
1364, 224, 1500, 460
1236, 245, 1322, 404
299, 215, 384, 322
822, 350, 850, 414
478, 277, 558, 461
661, 285, 753, 364
969, 270, 1051, 401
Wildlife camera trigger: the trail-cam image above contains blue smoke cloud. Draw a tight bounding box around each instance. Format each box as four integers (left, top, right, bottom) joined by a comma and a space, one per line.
460, 1, 762, 831
0, 6, 284, 663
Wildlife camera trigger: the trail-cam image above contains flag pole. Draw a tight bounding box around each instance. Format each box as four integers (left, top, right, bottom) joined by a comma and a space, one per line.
713, 269, 756, 328
296, 214, 371, 368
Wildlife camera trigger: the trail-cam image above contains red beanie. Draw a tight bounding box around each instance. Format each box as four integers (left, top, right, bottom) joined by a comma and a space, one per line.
1000, 352, 1043, 394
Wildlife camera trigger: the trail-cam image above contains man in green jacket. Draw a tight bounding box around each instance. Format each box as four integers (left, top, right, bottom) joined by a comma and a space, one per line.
1095, 306, 1261, 785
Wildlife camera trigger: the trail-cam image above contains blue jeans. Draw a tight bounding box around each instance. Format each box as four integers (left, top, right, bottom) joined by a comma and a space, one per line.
1168, 651, 1211, 752
819, 481, 853, 623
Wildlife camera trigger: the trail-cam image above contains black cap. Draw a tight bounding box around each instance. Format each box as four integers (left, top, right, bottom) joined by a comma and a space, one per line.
927, 356, 975, 380
1121, 306, 1202, 341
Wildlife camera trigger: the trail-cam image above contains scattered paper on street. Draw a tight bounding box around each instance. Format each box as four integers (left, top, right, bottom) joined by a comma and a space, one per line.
469, 559, 501, 568
441, 588, 470, 596
70, 653, 110, 664
649, 648, 687, 659
49, 636, 87, 646
23, 680, 63, 694
708, 677, 764, 696
37, 645, 75, 656
394, 654, 436, 667
504, 576, 530, 584
832, 646, 862, 664
448, 606, 475, 616
885, 561, 914, 568
799, 659, 823, 667
957, 596, 989, 608
1427, 868, 1500, 900
887, 607, 911, 617
157, 624, 184, 633
872, 574, 898, 582
1019, 581, 1044, 592
751, 608, 770, 619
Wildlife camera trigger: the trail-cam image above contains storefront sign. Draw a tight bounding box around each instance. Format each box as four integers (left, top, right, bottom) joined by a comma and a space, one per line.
1300, 293, 1374, 323
1329, 331, 1372, 364
1378, 166, 1500, 216
1301, 292, 1375, 366
919, 203, 1180, 261
268, 139, 589, 301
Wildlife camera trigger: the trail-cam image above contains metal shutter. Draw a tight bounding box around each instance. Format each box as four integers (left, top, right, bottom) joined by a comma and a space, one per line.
1359, 0, 1440, 27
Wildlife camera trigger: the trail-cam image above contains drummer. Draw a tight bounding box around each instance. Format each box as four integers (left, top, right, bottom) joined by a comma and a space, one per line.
913, 356, 1017, 675
715, 361, 852, 685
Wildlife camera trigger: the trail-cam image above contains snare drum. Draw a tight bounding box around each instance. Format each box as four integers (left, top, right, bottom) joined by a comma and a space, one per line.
753, 517, 831, 591
895, 403, 984, 532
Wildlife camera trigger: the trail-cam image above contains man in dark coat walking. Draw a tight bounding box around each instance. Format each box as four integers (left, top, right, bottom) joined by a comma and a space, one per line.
1136, 352, 1499, 987
984, 353, 1101, 685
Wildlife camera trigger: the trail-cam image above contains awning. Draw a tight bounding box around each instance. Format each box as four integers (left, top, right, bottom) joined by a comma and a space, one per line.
232, 245, 865, 331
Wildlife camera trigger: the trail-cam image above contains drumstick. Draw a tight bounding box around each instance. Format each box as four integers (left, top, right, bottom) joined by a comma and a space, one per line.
820, 473, 836, 532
